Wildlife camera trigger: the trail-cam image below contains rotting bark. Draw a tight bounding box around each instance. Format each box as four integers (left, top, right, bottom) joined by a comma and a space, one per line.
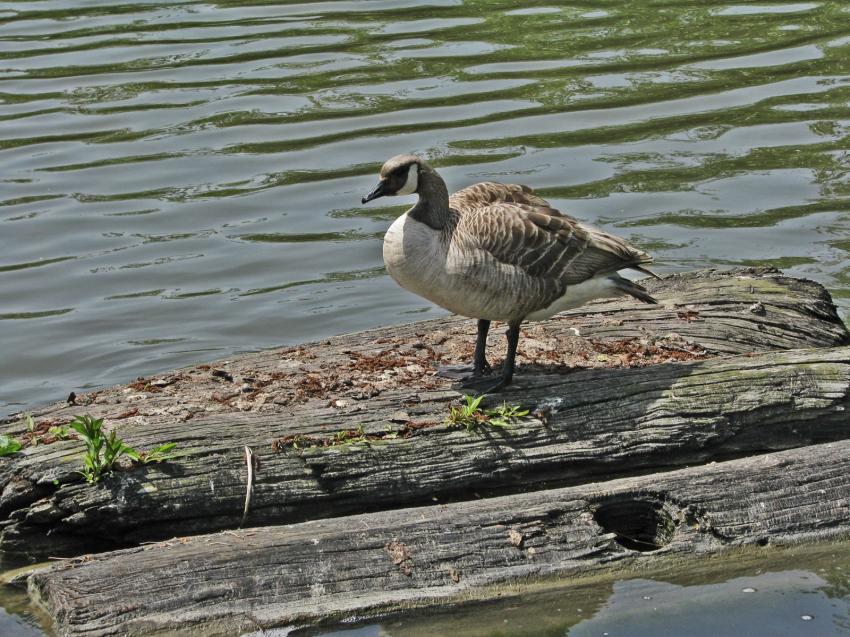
0, 267, 848, 558
27, 438, 850, 637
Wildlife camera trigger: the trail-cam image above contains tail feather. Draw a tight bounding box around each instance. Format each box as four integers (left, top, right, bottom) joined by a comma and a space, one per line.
610, 275, 657, 305
632, 264, 662, 280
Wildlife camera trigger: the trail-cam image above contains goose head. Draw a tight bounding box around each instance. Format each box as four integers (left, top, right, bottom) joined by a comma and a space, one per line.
361, 154, 423, 204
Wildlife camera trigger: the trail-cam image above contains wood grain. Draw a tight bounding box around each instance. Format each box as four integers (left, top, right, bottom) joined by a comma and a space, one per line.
1, 268, 847, 558
29, 438, 850, 637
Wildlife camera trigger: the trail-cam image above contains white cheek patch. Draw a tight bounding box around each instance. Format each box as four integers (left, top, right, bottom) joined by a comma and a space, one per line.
396, 164, 418, 196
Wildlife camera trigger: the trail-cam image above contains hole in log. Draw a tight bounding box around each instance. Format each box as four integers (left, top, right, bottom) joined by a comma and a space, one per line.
592, 496, 675, 552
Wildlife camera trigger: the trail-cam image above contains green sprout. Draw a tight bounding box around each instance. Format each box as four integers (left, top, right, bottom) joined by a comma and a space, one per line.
47, 425, 73, 440
69, 415, 122, 483
332, 424, 367, 445
24, 414, 40, 447
0, 434, 22, 457
68, 415, 177, 483
445, 395, 529, 432
20, 414, 73, 447
487, 402, 530, 427
445, 393, 487, 431
127, 442, 179, 465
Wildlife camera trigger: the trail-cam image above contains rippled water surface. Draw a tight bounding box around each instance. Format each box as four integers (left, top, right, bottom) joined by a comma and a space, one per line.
1, 0, 849, 414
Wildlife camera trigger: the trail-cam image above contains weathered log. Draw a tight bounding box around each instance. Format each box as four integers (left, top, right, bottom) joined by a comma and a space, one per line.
0, 268, 847, 557
313, 540, 850, 637
28, 438, 850, 637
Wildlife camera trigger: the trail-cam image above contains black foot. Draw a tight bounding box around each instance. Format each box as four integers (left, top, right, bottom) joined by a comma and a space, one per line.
436, 360, 492, 380
459, 374, 509, 395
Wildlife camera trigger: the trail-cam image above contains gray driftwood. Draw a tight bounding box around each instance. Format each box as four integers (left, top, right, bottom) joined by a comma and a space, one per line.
0, 267, 848, 557
28, 438, 850, 637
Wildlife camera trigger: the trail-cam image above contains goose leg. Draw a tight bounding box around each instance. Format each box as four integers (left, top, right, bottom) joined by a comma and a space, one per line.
472, 319, 492, 376
501, 320, 521, 384
460, 321, 520, 394
436, 318, 492, 380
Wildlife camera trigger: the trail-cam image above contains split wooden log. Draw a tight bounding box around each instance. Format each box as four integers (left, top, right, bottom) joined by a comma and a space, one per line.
28, 438, 850, 637
0, 268, 848, 558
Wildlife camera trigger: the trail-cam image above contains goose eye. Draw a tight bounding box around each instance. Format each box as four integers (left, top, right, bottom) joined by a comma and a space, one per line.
394, 164, 419, 196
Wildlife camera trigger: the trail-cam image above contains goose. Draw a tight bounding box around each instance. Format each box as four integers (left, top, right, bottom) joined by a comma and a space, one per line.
362, 154, 658, 393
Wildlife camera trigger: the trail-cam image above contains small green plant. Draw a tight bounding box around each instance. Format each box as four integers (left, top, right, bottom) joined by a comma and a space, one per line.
69, 415, 117, 483
382, 424, 400, 440
127, 442, 179, 465
103, 429, 135, 470
332, 424, 367, 445
275, 424, 387, 452
445, 394, 490, 431
0, 434, 22, 457
445, 395, 529, 432
23, 413, 41, 447
47, 424, 72, 440
488, 402, 530, 427
68, 415, 178, 482
8, 413, 177, 481
20, 414, 73, 447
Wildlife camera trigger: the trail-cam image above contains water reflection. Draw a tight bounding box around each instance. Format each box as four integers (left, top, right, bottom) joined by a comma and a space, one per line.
301, 544, 850, 637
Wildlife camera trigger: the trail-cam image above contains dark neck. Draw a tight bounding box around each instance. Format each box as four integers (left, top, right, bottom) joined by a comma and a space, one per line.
409, 167, 450, 230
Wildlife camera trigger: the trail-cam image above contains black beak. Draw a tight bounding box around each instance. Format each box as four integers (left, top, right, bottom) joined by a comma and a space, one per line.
361, 180, 388, 204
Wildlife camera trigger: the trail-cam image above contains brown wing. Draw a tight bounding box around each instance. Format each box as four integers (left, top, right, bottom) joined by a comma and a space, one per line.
449, 182, 552, 213
524, 209, 653, 282
457, 203, 653, 288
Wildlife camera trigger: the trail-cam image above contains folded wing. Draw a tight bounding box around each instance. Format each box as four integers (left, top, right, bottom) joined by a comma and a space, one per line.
449, 181, 552, 212
454, 201, 653, 308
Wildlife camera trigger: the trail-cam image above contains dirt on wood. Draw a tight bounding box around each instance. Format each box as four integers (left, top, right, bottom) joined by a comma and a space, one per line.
1, 267, 847, 560
6, 267, 845, 439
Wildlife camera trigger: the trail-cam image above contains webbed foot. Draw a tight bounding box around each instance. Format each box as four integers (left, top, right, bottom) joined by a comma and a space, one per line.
459, 373, 509, 395
436, 360, 492, 380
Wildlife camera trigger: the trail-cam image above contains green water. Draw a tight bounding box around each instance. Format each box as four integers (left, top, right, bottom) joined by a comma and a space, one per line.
1, 0, 849, 416
2, 0, 850, 633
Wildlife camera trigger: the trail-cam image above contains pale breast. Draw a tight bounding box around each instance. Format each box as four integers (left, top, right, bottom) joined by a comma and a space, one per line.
383, 214, 449, 304
383, 214, 539, 321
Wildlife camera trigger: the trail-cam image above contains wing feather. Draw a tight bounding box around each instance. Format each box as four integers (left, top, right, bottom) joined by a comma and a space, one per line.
454, 202, 652, 306
449, 182, 552, 213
